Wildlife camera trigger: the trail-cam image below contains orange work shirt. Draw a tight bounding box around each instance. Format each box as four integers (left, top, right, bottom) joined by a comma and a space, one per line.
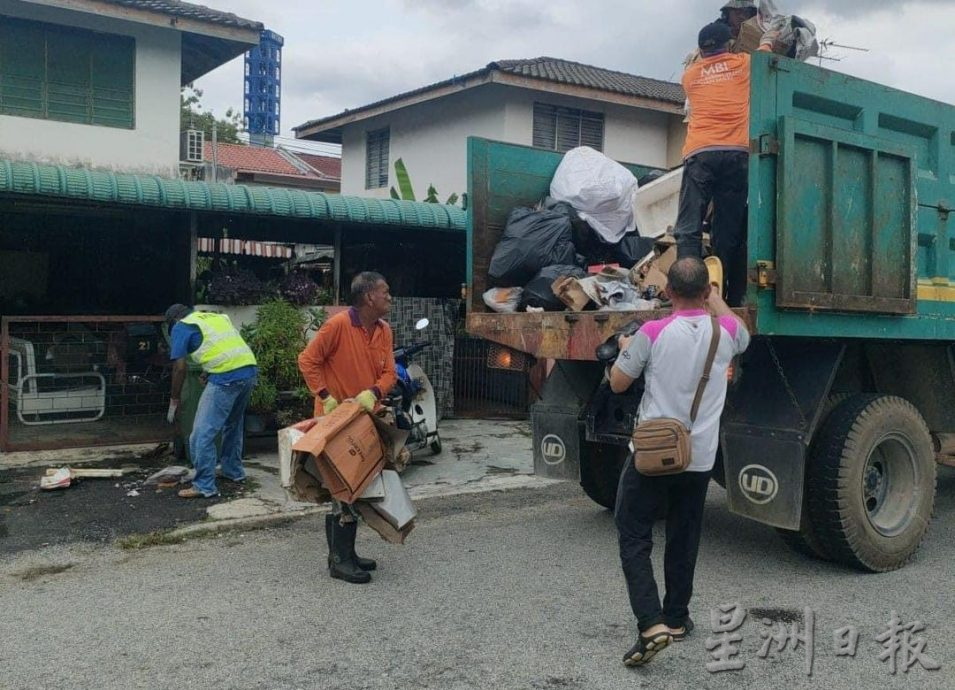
298, 308, 397, 416
682, 52, 751, 159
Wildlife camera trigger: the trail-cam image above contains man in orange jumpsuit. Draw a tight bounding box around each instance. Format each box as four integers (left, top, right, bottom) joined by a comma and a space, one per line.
298, 271, 397, 584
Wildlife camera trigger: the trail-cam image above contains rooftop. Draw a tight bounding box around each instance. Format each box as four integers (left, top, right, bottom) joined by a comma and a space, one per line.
296, 57, 685, 142
21, 0, 264, 83
204, 142, 341, 186
97, 0, 262, 31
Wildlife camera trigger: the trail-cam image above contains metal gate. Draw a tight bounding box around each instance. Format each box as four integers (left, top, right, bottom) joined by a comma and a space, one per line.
1, 316, 171, 451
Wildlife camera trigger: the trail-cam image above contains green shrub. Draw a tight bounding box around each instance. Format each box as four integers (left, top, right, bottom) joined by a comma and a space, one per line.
241, 299, 326, 414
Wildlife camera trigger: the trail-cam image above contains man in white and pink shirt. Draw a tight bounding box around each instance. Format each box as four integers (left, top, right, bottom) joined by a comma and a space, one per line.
609, 257, 750, 666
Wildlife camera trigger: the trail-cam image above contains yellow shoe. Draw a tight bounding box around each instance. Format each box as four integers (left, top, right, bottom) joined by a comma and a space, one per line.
704, 256, 723, 298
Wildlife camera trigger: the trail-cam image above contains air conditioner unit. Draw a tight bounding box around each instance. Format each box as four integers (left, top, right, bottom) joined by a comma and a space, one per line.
180, 129, 204, 163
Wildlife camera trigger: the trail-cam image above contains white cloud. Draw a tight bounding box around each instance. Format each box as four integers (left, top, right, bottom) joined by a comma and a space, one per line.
191, 0, 955, 138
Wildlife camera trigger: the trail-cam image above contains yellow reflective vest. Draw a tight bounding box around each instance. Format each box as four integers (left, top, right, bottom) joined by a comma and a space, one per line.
180, 312, 256, 374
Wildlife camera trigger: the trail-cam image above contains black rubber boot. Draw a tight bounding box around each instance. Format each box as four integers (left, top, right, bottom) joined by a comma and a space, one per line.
325, 514, 376, 571
329, 518, 371, 584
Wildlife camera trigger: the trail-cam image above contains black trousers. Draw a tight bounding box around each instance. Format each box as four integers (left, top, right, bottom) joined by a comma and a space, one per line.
614, 459, 711, 632
674, 150, 748, 307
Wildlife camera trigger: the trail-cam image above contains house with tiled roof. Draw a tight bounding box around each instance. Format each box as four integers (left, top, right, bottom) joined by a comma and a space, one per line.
295, 57, 688, 198
203, 142, 340, 192
0, 0, 262, 176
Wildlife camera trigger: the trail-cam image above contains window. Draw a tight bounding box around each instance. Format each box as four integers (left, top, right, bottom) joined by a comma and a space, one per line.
365, 128, 390, 189
0, 17, 135, 128
532, 103, 604, 152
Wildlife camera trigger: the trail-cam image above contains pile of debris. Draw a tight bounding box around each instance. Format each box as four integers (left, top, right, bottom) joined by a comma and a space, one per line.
483, 146, 696, 314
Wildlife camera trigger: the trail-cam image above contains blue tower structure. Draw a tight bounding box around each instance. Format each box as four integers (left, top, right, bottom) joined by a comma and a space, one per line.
244, 30, 284, 145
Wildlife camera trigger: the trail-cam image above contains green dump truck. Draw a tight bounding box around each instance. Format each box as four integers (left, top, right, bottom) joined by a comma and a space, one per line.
465, 52, 955, 572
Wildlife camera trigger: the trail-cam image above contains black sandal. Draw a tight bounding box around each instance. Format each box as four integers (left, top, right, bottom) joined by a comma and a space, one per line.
623, 630, 673, 667
669, 617, 695, 642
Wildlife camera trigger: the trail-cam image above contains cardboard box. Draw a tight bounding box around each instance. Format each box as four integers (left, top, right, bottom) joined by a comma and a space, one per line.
292, 402, 385, 504
735, 17, 788, 55
552, 276, 592, 312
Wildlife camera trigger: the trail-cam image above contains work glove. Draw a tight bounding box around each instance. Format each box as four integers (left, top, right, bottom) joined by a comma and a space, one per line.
322, 395, 339, 415
355, 389, 377, 413
166, 399, 180, 424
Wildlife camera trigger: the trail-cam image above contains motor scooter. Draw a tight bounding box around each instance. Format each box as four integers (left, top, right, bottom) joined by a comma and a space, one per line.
389, 318, 442, 455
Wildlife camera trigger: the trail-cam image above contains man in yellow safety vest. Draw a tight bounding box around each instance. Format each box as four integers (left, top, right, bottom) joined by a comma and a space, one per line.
165, 304, 258, 498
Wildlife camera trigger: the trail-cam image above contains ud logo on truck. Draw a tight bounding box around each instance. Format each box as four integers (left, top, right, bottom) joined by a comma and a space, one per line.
738, 464, 779, 505
541, 434, 566, 466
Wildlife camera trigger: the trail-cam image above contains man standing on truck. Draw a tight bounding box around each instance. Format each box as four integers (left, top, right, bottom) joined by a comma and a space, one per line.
609, 258, 750, 666
676, 21, 763, 307
298, 271, 397, 584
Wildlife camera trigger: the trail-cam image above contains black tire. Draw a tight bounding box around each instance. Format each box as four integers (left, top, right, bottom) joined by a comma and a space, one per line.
776, 512, 831, 561
579, 441, 629, 510
807, 394, 936, 572
430, 435, 442, 455
773, 394, 852, 561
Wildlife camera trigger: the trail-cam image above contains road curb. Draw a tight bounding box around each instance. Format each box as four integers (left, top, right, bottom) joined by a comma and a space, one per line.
168, 506, 328, 539
166, 475, 563, 541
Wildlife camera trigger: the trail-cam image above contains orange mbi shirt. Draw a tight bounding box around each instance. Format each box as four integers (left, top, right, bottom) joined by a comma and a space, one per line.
682, 52, 751, 159
298, 308, 397, 416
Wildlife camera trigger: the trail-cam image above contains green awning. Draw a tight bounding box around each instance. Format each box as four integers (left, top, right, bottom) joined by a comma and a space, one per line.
0, 159, 465, 231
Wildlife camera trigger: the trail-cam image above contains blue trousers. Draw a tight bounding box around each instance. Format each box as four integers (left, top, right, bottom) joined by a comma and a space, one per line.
189, 376, 257, 497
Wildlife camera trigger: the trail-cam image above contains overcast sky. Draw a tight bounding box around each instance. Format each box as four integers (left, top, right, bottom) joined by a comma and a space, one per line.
192, 0, 955, 150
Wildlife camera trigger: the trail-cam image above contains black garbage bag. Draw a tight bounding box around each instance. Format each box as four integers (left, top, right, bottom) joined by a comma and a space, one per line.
613, 232, 657, 269
520, 264, 588, 311
488, 207, 578, 287
637, 169, 666, 188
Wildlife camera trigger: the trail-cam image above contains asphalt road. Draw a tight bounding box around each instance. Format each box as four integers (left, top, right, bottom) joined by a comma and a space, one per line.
2, 475, 954, 690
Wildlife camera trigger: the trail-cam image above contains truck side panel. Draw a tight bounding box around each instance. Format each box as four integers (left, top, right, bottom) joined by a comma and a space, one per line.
750, 52, 955, 338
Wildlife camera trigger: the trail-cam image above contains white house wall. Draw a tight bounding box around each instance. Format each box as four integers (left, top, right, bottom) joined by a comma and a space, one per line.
502, 88, 672, 169
340, 85, 509, 199
0, 1, 182, 176
338, 83, 681, 197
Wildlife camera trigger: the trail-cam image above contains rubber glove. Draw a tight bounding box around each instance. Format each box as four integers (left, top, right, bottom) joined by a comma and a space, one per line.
166, 399, 179, 424
355, 389, 377, 412
322, 395, 339, 415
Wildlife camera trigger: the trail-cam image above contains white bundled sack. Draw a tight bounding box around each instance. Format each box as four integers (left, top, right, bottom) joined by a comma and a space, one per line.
550, 147, 638, 244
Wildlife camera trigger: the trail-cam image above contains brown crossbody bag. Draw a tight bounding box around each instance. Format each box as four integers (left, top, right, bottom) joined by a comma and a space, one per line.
632, 316, 721, 476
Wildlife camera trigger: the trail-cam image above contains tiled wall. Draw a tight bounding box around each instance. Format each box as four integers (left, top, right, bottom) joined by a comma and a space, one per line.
390, 298, 462, 419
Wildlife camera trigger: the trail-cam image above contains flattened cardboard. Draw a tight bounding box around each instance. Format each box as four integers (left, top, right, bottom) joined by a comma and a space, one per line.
292, 402, 384, 504
553, 276, 592, 312
356, 501, 415, 545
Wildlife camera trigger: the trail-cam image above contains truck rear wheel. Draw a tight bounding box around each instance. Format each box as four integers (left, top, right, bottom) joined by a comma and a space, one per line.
807, 395, 936, 572
774, 394, 851, 561
579, 441, 628, 510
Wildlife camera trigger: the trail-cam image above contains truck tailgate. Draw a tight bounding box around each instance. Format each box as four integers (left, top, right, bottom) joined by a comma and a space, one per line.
468, 309, 754, 361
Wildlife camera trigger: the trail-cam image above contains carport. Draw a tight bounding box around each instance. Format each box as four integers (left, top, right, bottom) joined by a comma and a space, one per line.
0, 158, 465, 451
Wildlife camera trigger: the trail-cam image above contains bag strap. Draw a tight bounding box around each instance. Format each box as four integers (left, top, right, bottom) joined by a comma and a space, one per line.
689, 316, 722, 424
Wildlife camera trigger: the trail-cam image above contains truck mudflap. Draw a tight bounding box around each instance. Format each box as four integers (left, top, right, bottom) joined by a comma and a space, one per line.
721, 337, 845, 530
468, 309, 754, 361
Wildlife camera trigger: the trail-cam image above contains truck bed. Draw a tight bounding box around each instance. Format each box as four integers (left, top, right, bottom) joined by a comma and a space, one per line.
467, 309, 753, 361
467, 53, 955, 356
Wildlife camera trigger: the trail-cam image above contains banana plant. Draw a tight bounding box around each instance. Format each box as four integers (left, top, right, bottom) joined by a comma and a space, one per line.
389, 158, 462, 207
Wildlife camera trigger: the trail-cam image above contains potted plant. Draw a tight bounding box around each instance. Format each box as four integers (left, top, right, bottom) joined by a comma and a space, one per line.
240, 298, 326, 431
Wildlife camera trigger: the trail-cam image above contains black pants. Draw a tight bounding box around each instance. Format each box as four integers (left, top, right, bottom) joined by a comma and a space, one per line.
614, 460, 711, 632
674, 150, 748, 307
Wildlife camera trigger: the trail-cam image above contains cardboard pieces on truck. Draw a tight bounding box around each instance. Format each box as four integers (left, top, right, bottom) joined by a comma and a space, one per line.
552, 276, 593, 312
291, 402, 385, 504
735, 17, 788, 55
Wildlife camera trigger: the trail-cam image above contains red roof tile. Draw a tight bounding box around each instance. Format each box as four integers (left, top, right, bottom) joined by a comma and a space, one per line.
204, 142, 303, 177
296, 153, 342, 181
